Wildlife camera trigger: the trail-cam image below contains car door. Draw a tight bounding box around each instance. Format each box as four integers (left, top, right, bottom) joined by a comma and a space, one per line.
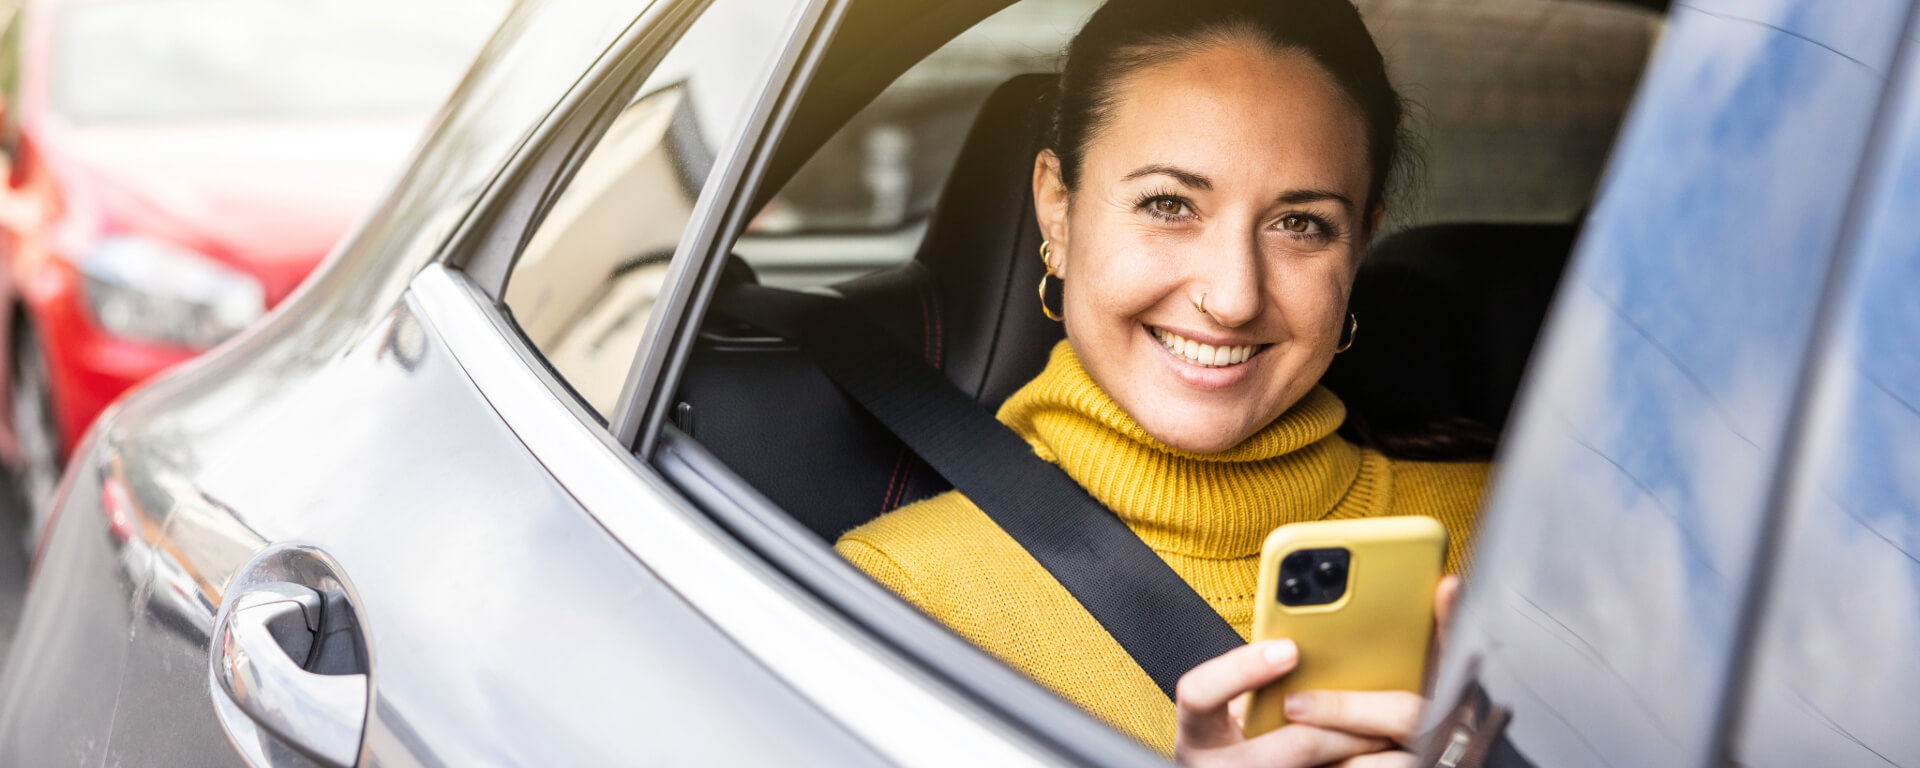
47, 1, 698, 765
1422, 1, 1915, 766
0, 0, 891, 766
412, 0, 1104, 762
0, 1, 648, 761
1724, 6, 1920, 764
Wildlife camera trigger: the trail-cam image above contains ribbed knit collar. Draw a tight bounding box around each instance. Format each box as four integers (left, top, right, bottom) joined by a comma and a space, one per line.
997, 340, 1377, 560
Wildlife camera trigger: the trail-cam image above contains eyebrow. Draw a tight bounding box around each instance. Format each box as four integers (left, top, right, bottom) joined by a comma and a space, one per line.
1275, 189, 1355, 210
1123, 164, 1212, 190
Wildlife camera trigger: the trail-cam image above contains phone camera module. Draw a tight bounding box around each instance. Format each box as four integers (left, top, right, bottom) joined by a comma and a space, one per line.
1314, 559, 1346, 586
1277, 547, 1351, 606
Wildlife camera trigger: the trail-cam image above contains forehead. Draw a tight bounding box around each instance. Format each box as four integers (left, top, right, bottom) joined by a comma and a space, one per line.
1088, 41, 1371, 193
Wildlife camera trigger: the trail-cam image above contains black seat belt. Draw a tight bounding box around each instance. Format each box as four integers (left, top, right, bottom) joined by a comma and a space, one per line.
711, 281, 1244, 701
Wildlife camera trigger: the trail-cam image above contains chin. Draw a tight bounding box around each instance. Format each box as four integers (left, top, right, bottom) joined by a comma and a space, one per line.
1134, 409, 1255, 455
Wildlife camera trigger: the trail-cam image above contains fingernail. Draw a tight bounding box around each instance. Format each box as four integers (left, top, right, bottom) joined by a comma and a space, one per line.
1284, 692, 1309, 718
1262, 639, 1297, 667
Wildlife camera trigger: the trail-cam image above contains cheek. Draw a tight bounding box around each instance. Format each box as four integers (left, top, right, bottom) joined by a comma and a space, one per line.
1061, 228, 1178, 322
1268, 260, 1353, 338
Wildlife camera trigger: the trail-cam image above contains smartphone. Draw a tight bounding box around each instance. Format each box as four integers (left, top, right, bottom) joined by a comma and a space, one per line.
1242, 516, 1448, 738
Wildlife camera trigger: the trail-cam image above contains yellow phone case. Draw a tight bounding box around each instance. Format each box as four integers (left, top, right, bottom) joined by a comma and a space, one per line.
1242, 516, 1448, 738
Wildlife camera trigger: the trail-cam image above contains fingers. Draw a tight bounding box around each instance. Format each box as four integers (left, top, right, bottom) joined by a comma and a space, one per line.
1280, 689, 1426, 745
1219, 724, 1391, 768
1434, 575, 1462, 635
1332, 750, 1419, 768
1174, 640, 1299, 751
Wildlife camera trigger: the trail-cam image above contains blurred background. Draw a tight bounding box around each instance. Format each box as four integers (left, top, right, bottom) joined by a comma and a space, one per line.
0, 0, 510, 659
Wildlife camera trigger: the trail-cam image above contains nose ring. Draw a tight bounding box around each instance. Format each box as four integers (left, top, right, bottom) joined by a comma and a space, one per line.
1195, 292, 1207, 314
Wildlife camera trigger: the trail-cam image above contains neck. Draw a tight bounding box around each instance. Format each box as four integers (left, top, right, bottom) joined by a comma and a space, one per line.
997, 341, 1375, 559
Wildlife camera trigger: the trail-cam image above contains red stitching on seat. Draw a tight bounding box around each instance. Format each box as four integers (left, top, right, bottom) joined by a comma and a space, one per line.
881, 449, 910, 511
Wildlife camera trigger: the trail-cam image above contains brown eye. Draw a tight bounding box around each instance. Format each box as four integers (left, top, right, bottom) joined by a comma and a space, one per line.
1281, 215, 1314, 233
1153, 198, 1185, 216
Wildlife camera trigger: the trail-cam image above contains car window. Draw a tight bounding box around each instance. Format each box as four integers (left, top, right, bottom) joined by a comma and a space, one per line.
663, 0, 1676, 754
501, 0, 805, 418
1729, 25, 1920, 768
733, 0, 1658, 290
1363, 0, 1657, 227
736, 0, 1101, 288
1422, 3, 1910, 767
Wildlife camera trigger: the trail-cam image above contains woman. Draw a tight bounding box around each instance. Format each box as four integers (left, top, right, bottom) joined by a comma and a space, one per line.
836, 0, 1486, 764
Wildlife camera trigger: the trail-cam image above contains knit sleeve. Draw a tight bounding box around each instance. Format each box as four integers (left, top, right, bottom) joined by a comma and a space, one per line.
835, 536, 934, 612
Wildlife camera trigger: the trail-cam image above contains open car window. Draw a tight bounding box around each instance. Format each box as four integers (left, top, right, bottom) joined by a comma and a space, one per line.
687, 0, 1664, 537
653, 0, 1668, 759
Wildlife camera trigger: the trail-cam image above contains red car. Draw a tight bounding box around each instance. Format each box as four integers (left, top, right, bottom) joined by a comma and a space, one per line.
0, 0, 501, 534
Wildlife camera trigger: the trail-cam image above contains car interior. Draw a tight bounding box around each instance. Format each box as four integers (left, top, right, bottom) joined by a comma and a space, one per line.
670, 0, 1664, 543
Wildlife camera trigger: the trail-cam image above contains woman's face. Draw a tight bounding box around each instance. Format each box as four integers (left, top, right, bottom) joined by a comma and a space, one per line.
1033, 39, 1377, 454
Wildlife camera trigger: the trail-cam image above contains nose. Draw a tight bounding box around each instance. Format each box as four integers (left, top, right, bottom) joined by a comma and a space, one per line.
1193, 227, 1263, 327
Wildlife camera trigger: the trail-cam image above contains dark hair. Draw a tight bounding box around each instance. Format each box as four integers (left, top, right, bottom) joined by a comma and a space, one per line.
1050, 0, 1409, 218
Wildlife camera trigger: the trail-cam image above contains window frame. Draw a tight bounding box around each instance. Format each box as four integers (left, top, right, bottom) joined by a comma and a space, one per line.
442, 0, 749, 435
425, 0, 1176, 762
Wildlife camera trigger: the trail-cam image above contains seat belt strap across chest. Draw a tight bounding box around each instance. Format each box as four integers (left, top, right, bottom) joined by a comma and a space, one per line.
712, 281, 1244, 702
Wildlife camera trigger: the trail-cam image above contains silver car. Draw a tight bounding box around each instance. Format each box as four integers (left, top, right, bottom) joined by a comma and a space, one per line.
7, 0, 1915, 766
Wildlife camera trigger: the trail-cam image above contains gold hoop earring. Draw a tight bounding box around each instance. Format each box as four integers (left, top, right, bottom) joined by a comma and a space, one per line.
1038, 240, 1063, 322
1335, 313, 1358, 353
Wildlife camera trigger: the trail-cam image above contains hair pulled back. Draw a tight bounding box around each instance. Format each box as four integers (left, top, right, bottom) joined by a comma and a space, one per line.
1051, 0, 1408, 217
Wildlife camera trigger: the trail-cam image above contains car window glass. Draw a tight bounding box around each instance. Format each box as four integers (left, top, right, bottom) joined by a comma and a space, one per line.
1729, 24, 1920, 768
735, 0, 1098, 288
502, 0, 804, 418
1423, 3, 1909, 766
734, 0, 1659, 291
1363, 0, 1657, 227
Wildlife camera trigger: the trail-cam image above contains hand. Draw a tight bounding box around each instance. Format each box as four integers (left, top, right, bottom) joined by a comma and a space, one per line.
1268, 575, 1465, 767
1173, 639, 1392, 767
1172, 575, 1463, 767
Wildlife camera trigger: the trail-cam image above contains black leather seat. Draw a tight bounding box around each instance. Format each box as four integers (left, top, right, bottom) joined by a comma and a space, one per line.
678, 72, 1576, 540
1323, 222, 1574, 457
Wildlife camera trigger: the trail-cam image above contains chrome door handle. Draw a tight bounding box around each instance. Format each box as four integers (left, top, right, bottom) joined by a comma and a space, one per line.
213, 582, 368, 768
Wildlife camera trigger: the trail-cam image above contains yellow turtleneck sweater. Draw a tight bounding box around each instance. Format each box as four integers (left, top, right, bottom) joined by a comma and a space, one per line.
835, 341, 1487, 754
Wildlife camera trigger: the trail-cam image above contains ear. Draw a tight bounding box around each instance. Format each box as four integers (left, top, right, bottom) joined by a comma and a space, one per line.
1032, 149, 1072, 277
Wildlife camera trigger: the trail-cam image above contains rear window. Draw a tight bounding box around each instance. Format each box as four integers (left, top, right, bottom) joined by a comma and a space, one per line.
738, 0, 1660, 288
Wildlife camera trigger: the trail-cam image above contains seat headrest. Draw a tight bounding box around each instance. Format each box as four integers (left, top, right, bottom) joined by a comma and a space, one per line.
1323, 221, 1576, 455
911, 73, 1063, 407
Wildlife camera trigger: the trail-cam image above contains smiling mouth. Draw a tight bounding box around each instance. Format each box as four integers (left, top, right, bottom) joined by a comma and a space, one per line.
1151, 326, 1266, 368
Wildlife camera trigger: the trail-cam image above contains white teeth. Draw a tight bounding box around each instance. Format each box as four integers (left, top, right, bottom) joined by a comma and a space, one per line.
1153, 327, 1260, 368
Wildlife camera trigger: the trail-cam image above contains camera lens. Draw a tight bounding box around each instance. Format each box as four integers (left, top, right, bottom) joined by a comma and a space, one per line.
1314, 558, 1346, 586
1281, 551, 1313, 575
1281, 577, 1308, 602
